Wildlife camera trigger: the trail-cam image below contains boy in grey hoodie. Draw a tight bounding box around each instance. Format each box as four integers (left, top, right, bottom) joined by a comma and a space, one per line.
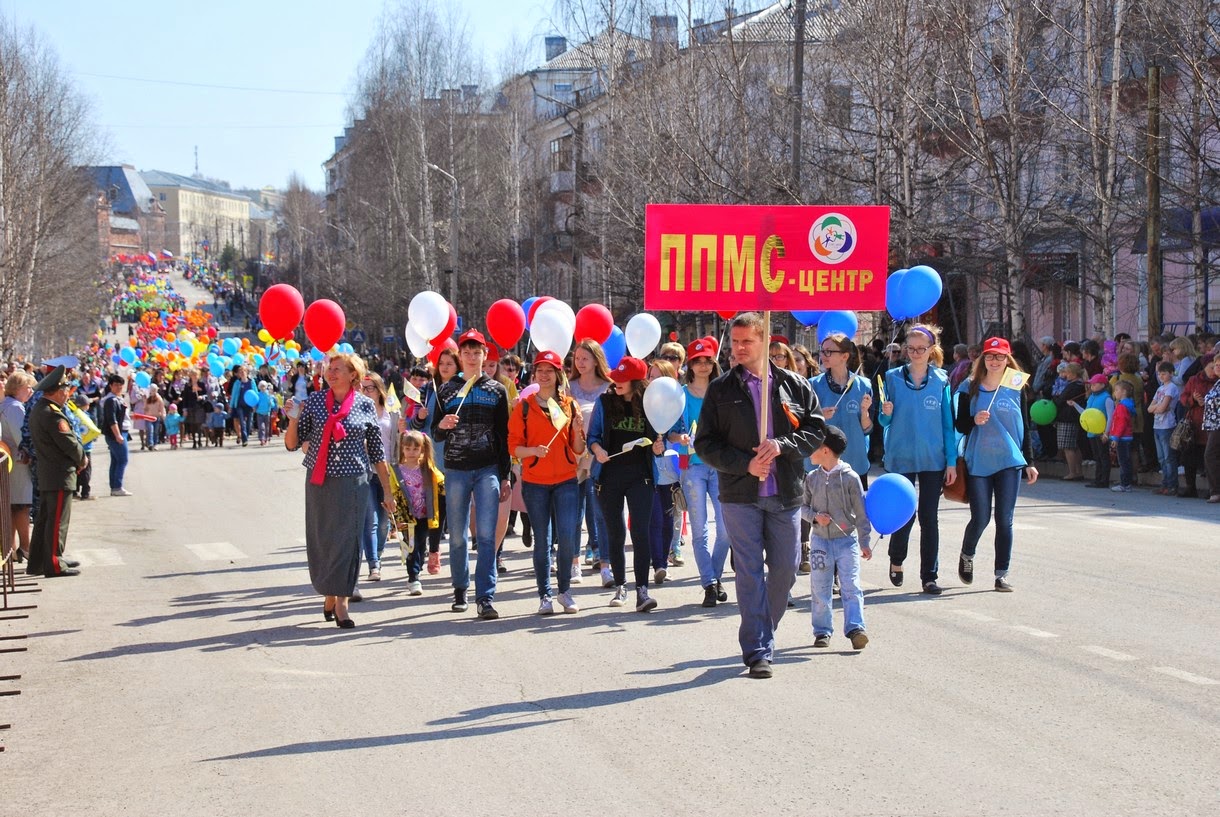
801, 425, 872, 650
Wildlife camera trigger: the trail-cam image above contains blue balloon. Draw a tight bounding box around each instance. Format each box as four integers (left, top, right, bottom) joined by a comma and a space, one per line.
134, 371, 151, 389
232, 353, 246, 366
243, 389, 259, 407
792, 310, 824, 327
338, 342, 354, 354
309, 346, 325, 361
251, 353, 265, 368
522, 296, 540, 329
222, 337, 240, 355
885, 269, 909, 319
119, 347, 137, 364
895, 265, 942, 318
285, 348, 300, 361
110, 354, 121, 366
602, 325, 626, 369
209, 360, 225, 377
152, 339, 168, 350
816, 311, 858, 345
864, 473, 917, 535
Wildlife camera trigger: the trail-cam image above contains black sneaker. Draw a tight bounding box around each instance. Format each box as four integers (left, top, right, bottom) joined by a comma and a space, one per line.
994, 577, 1014, 593
715, 581, 728, 602
476, 599, 500, 619
813, 634, 830, 648
451, 589, 469, 613
702, 584, 718, 608
847, 629, 869, 650
748, 659, 773, 679
922, 581, 943, 596
958, 554, 973, 585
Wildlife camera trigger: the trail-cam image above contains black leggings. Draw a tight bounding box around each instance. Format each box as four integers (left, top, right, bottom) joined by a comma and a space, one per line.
597, 471, 654, 588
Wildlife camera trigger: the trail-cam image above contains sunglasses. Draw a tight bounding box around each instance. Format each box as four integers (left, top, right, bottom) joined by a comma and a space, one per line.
660, 355, 682, 362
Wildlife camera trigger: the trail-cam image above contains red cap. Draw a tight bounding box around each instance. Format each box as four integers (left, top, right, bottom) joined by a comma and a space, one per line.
686, 338, 715, 361
770, 334, 789, 346
1088, 374, 1108, 384
702, 336, 719, 355
457, 329, 487, 347
983, 337, 1011, 356
609, 356, 648, 383
533, 350, 563, 370
485, 344, 501, 362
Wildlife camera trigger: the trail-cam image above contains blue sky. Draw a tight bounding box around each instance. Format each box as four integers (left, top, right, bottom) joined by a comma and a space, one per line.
2, 0, 552, 191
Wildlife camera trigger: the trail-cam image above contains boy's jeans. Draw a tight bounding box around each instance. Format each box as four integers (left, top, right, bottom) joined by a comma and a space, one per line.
1116, 438, 1134, 487
445, 465, 502, 601
809, 533, 865, 637
1154, 428, 1177, 489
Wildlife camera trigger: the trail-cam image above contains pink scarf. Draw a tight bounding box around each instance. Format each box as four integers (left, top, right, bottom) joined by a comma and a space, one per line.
310, 387, 356, 485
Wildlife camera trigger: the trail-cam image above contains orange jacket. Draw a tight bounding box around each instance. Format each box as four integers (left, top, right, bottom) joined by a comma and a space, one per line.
507, 393, 582, 485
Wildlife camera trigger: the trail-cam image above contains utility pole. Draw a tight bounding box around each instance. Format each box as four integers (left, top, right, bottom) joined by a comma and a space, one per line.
791, 0, 807, 200
1145, 63, 1162, 339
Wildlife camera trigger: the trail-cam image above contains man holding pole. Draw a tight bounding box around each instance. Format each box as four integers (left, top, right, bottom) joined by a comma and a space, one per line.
694, 312, 826, 678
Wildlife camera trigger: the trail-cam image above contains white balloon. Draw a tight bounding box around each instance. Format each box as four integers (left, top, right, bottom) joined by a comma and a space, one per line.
625, 313, 662, 359
404, 322, 430, 358
643, 376, 686, 434
530, 299, 576, 356
407, 290, 448, 340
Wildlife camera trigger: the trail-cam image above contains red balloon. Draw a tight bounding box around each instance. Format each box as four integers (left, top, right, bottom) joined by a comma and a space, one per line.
431, 302, 458, 345
260, 284, 306, 339
716, 310, 736, 320
574, 303, 614, 344
303, 299, 345, 352
427, 337, 458, 368
206, 326, 218, 339
486, 299, 526, 348
527, 295, 554, 326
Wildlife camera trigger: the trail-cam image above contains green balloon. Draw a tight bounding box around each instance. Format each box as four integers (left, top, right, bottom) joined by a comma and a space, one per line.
1030, 399, 1057, 426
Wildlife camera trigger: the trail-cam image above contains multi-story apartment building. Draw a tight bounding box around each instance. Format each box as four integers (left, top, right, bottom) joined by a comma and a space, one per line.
143, 169, 253, 260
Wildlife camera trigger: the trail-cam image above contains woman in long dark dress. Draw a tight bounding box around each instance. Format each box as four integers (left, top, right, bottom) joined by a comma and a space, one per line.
284, 353, 395, 629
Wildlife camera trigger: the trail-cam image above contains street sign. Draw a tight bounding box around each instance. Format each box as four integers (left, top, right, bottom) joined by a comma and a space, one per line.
349, 329, 367, 344
382, 326, 396, 340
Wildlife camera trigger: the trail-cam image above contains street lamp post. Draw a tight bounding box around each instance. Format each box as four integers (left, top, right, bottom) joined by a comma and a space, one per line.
426, 162, 459, 306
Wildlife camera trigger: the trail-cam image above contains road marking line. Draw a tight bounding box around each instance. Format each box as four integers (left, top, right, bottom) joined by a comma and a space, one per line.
1084, 517, 1157, 530
949, 610, 998, 622
1081, 645, 1138, 661
1010, 624, 1059, 638
1152, 667, 1219, 686
1010, 523, 1046, 531
184, 542, 247, 561
70, 548, 124, 567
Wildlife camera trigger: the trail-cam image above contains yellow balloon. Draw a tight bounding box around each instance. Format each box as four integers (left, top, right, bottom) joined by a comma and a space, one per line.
258, 329, 273, 343
1080, 407, 1107, 435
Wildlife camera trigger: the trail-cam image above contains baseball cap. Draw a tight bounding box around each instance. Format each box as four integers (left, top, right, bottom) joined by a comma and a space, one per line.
485, 344, 501, 362
1088, 374, 1108, 385
982, 337, 1012, 356
609, 356, 648, 383
533, 351, 564, 370
686, 338, 715, 361
457, 329, 487, 347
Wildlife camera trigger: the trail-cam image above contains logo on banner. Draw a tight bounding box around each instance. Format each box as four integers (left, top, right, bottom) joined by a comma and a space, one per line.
809, 213, 857, 264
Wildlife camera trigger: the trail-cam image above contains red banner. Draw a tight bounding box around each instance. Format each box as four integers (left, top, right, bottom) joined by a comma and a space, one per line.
643, 204, 890, 312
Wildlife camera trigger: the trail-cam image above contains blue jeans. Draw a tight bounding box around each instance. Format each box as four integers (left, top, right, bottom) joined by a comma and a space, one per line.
522, 479, 580, 597
886, 470, 944, 584
962, 467, 1022, 578
234, 405, 252, 443
681, 463, 729, 587
721, 496, 800, 667
578, 478, 608, 562
649, 483, 676, 569
1154, 428, 1177, 488
1116, 438, 1134, 487
445, 465, 502, 600
363, 478, 388, 569
147, 422, 160, 447
106, 436, 129, 490
809, 533, 864, 637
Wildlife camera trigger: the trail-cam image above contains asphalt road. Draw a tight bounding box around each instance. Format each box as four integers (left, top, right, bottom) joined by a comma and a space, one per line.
2, 438, 1218, 816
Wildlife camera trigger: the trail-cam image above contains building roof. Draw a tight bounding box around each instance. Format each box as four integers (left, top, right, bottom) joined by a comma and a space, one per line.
87, 165, 158, 215
727, 0, 856, 43
535, 29, 653, 72
141, 169, 249, 200
109, 215, 141, 231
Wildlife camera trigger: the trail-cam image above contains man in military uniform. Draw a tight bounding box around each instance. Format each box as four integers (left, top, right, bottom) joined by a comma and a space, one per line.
27, 366, 87, 578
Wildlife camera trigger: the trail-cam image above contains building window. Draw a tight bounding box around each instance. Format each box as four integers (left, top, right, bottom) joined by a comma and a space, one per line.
826, 84, 852, 129
550, 136, 573, 173
159, 193, 166, 201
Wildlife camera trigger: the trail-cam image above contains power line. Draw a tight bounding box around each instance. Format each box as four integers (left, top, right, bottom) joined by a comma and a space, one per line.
105, 124, 344, 130
74, 71, 347, 97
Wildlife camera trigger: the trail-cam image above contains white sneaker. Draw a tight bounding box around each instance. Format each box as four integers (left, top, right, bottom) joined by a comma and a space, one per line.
558, 591, 579, 614
570, 563, 582, 583
407, 580, 423, 596
538, 595, 555, 615
111, 488, 133, 497
1111, 484, 1132, 492
601, 567, 614, 588
609, 585, 628, 607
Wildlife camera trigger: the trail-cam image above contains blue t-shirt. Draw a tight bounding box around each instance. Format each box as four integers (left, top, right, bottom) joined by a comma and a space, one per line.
810, 372, 872, 477
678, 387, 706, 467
957, 381, 1027, 477
880, 365, 956, 474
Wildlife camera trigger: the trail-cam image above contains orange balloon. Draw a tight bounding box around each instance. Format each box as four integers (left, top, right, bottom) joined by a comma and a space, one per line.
129, 337, 138, 347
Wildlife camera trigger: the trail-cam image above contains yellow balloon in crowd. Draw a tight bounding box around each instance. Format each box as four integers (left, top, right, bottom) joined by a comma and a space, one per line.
258, 329, 273, 343
1079, 407, 1107, 435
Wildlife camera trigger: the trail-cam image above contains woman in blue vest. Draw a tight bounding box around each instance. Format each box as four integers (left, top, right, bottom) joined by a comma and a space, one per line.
810, 332, 874, 486
878, 324, 957, 595
953, 337, 1039, 592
